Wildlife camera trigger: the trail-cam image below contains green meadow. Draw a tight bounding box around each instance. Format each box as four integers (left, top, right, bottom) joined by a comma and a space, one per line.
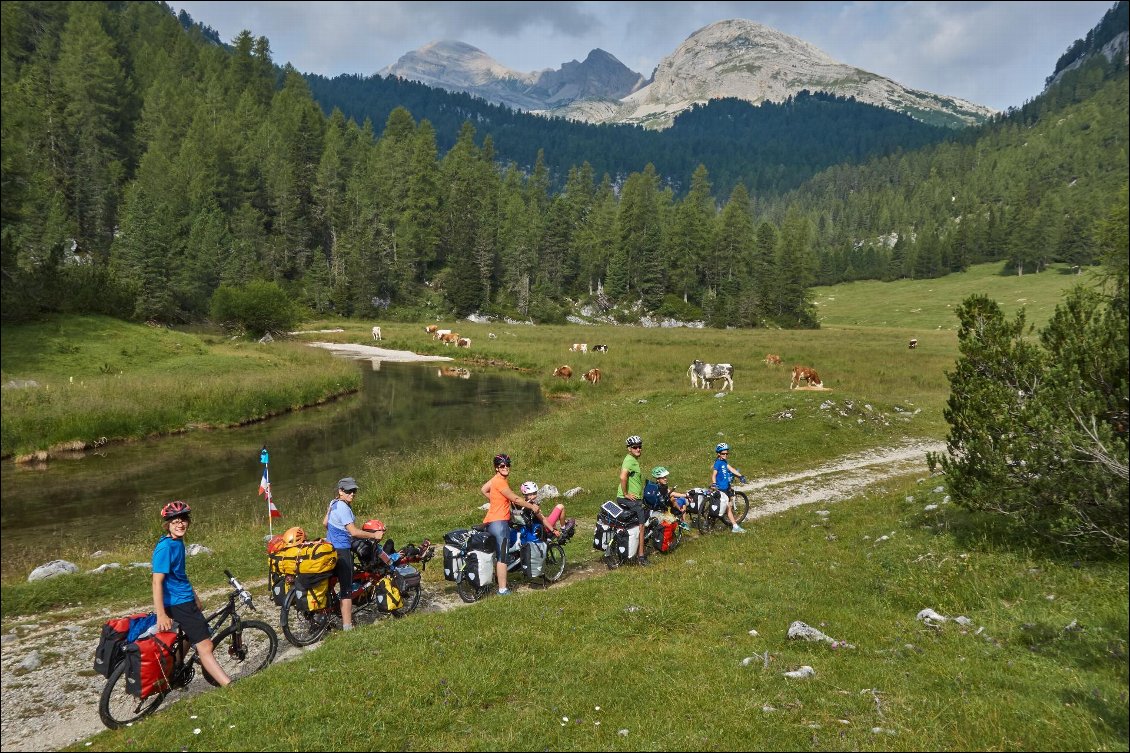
0, 265, 1124, 750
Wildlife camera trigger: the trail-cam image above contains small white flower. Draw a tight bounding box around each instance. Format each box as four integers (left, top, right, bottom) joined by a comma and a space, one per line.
562, 717, 568, 722
594, 706, 601, 711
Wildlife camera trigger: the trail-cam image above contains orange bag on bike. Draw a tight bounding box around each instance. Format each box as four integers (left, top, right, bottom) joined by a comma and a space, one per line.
123, 631, 178, 699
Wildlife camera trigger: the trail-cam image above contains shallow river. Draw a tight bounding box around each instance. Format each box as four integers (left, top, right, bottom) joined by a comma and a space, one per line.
0, 359, 544, 568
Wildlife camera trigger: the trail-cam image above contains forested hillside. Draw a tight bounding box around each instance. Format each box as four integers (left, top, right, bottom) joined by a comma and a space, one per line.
1, 1, 1126, 333
305, 73, 952, 199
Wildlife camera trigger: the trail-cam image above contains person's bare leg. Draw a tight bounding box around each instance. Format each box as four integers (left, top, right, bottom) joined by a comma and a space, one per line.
341, 597, 353, 629
196, 639, 231, 686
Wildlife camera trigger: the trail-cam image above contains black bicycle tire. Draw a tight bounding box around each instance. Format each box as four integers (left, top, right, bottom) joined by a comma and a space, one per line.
280, 588, 331, 647
98, 659, 166, 729
543, 542, 567, 583
396, 585, 422, 614
206, 620, 278, 685
456, 574, 490, 603
730, 491, 750, 524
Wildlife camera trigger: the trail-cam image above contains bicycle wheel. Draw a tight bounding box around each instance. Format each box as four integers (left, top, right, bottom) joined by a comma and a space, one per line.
395, 585, 422, 615
729, 491, 750, 524
697, 511, 715, 534
99, 660, 166, 729
206, 620, 278, 685
456, 575, 490, 603
542, 543, 566, 583
280, 588, 331, 647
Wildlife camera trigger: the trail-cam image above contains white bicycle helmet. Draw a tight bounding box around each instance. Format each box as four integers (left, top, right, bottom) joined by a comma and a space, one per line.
626, 435, 642, 448
520, 481, 539, 495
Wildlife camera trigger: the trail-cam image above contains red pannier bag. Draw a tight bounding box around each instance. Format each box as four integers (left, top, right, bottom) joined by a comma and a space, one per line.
93, 612, 152, 677
124, 631, 179, 698
651, 519, 679, 553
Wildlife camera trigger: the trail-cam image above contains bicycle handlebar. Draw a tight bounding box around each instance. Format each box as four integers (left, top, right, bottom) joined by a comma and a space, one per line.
224, 569, 257, 612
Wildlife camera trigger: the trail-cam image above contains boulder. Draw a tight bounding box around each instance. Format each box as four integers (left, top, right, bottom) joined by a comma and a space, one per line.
186, 543, 212, 556
28, 560, 78, 582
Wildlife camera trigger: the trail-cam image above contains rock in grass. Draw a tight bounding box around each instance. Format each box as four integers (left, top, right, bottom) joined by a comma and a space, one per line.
916, 608, 947, 623
783, 665, 815, 679
28, 560, 78, 581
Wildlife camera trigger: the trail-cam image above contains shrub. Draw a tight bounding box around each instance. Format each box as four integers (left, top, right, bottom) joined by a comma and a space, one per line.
209, 281, 299, 337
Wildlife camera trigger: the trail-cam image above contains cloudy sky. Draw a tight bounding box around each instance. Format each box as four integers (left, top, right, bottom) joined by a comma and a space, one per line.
171, 1, 1115, 112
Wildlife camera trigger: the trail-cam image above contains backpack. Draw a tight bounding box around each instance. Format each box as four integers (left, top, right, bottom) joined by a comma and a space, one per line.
269, 539, 338, 576
93, 612, 155, 678
642, 480, 666, 511
123, 631, 179, 698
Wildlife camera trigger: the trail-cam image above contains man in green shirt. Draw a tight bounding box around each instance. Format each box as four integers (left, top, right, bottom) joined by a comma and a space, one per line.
615, 435, 650, 566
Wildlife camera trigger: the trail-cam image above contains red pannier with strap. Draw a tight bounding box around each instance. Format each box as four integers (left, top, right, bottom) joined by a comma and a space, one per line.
93, 612, 152, 678
124, 631, 179, 698
650, 519, 679, 553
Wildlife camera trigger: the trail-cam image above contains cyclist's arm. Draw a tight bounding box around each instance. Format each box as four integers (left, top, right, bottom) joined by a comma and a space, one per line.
152, 572, 173, 632
728, 463, 742, 478
345, 521, 382, 540
480, 480, 492, 499
710, 467, 719, 487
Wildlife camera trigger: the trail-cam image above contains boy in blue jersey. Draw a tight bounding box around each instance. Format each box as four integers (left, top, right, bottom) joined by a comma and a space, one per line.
151, 501, 230, 686
711, 444, 747, 534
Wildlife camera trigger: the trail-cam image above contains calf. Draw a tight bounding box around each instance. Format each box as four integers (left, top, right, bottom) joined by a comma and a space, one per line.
764, 353, 782, 365
425, 324, 439, 335
456, 337, 471, 348
371, 326, 382, 341
440, 332, 459, 346
570, 343, 588, 354
553, 365, 573, 379
908, 338, 918, 350
582, 368, 602, 385
688, 360, 734, 392
592, 344, 608, 352
790, 366, 823, 389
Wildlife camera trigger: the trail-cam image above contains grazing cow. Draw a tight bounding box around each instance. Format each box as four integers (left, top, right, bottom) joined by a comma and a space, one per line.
440, 332, 459, 346
592, 344, 608, 352
434, 328, 452, 340
790, 366, 823, 389
372, 326, 382, 341
908, 338, 918, 350
582, 368, 602, 385
570, 343, 588, 354
456, 337, 471, 348
553, 365, 573, 379
765, 353, 782, 365
688, 360, 734, 392
425, 324, 439, 335
437, 366, 470, 379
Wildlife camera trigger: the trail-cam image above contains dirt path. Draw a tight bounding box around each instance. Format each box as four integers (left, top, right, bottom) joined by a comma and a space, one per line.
0, 439, 943, 752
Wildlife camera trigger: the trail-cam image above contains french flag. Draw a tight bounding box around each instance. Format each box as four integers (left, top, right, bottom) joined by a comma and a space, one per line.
268, 500, 282, 518
258, 469, 270, 496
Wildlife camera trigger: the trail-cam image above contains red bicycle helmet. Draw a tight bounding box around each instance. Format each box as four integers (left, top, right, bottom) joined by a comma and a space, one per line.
362, 519, 386, 533
160, 500, 191, 520
493, 453, 512, 468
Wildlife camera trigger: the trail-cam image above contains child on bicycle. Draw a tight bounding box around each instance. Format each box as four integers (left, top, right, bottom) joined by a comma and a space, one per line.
518, 481, 576, 540
648, 467, 693, 530
711, 443, 747, 534
151, 501, 231, 686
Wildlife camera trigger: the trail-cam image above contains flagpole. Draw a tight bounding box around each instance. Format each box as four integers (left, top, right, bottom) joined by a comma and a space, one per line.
260, 446, 273, 537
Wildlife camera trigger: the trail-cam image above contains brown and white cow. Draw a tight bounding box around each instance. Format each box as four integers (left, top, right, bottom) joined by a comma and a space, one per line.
371, 326, 382, 341
582, 368, 601, 385
908, 338, 918, 350
433, 328, 452, 340
591, 344, 608, 352
553, 365, 573, 379
425, 324, 439, 335
440, 332, 459, 346
570, 343, 588, 354
764, 353, 782, 365
456, 337, 471, 348
790, 365, 823, 389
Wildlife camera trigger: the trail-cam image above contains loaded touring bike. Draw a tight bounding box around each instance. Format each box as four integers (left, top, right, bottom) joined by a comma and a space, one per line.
98, 569, 278, 729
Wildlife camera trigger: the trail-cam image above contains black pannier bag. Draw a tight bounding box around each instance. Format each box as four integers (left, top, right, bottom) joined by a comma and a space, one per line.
464, 550, 495, 587
520, 541, 547, 578
93, 612, 154, 677
468, 529, 498, 554
599, 500, 636, 526
442, 544, 465, 582
593, 521, 614, 551
444, 528, 472, 548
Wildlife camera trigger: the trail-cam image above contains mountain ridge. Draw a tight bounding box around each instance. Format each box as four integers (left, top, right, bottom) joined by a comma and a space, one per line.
382, 19, 995, 129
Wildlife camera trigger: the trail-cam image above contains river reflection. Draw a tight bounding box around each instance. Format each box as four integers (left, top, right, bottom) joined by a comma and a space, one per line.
0, 360, 544, 567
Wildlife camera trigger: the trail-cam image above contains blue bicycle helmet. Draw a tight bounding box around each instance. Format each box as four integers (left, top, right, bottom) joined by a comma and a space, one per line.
715, 443, 730, 453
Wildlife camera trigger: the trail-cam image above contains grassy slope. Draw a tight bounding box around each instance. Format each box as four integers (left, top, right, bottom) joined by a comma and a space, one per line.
1, 268, 1124, 750
0, 315, 359, 457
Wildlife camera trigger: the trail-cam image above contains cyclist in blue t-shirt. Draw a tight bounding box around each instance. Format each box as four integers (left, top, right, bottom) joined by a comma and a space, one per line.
711, 444, 748, 534
151, 501, 230, 686
323, 477, 386, 631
